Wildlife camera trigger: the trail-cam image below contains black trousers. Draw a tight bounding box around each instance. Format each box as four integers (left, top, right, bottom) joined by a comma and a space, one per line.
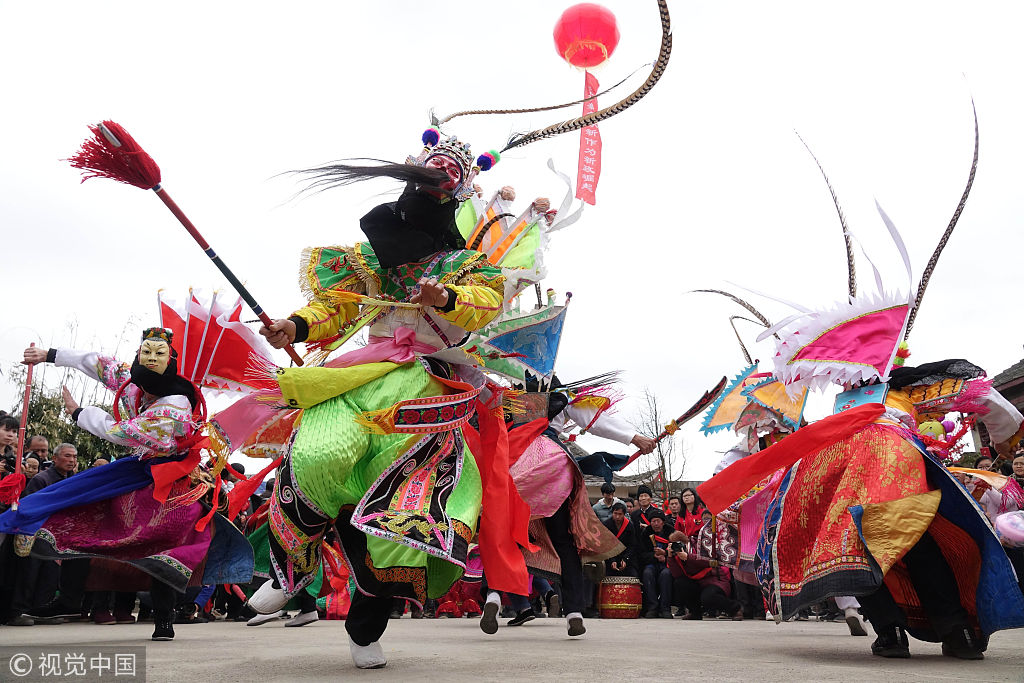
346, 592, 393, 646
297, 589, 317, 614
86, 590, 136, 614
10, 555, 59, 615
673, 574, 740, 616
544, 499, 585, 614
858, 532, 968, 640
52, 558, 90, 609
733, 578, 765, 618
149, 579, 177, 617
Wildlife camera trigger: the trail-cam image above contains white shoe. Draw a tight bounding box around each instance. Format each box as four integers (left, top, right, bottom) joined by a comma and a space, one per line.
247, 610, 284, 626
249, 582, 288, 614
844, 608, 868, 636
285, 610, 319, 627
349, 637, 387, 669
566, 612, 586, 637
480, 600, 499, 635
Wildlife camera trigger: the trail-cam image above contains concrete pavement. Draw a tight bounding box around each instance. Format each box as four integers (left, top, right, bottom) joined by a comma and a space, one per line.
2, 614, 1023, 682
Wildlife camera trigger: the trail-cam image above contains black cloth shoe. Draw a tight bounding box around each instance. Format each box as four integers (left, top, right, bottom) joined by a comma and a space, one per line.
152, 612, 175, 641
26, 600, 81, 619
658, 609, 674, 619
941, 626, 985, 660
643, 608, 658, 619
870, 626, 910, 658
507, 609, 536, 627
544, 591, 560, 618
581, 607, 600, 619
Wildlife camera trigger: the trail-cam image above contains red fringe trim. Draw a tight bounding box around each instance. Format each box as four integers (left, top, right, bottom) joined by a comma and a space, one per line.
0, 473, 25, 506
243, 352, 282, 391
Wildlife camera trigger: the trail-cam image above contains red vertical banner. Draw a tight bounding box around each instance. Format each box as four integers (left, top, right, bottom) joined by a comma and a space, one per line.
575, 71, 602, 205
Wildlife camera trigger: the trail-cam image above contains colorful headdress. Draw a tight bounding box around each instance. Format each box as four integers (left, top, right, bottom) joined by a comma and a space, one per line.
409, 0, 670, 199
406, 129, 499, 202
752, 105, 979, 393
141, 327, 173, 346
695, 291, 806, 436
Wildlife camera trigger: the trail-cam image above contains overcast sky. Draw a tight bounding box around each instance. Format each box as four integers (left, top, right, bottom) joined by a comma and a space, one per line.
2, 1, 1022, 480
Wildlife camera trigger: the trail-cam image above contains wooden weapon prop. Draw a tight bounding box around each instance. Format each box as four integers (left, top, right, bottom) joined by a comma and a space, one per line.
623, 376, 728, 468
68, 121, 303, 366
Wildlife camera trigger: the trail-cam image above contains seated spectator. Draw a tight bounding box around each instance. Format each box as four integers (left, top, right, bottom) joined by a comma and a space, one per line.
592, 482, 623, 523
638, 509, 673, 619
602, 502, 638, 577
676, 487, 708, 537
670, 510, 743, 621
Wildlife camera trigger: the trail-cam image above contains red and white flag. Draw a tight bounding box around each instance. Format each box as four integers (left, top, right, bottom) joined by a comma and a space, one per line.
158, 289, 274, 394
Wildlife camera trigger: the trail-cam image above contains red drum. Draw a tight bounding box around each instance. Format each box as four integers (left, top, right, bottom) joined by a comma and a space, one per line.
598, 576, 642, 618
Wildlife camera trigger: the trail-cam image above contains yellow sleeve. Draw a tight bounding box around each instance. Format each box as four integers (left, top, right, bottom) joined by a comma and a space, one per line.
292, 299, 361, 343
435, 282, 504, 331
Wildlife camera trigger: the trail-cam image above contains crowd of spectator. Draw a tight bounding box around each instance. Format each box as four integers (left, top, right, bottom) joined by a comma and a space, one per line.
592, 483, 746, 621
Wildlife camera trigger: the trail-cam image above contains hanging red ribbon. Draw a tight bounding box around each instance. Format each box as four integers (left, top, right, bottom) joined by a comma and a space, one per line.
575, 71, 602, 205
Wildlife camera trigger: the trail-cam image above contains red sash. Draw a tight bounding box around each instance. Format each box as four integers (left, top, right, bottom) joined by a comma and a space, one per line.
615, 519, 630, 539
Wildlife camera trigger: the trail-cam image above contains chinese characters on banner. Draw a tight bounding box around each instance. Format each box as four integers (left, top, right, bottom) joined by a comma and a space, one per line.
575, 71, 602, 205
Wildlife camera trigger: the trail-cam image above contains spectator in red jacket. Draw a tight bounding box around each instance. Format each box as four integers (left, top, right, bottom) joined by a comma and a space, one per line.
675, 487, 708, 538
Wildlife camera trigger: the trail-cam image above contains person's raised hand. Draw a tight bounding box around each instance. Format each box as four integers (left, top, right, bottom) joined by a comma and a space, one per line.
61, 386, 79, 416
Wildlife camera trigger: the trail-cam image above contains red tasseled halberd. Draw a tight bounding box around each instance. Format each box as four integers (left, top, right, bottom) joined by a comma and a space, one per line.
67, 120, 162, 189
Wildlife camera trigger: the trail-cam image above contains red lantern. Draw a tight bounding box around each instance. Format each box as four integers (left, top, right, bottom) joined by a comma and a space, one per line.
553, 4, 620, 69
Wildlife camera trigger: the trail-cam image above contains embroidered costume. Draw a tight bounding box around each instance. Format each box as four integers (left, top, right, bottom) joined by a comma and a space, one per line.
699, 112, 1024, 660
479, 376, 637, 636
0, 332, 254, 641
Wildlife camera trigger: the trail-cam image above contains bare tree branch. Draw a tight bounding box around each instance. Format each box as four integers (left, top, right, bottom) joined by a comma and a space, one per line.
630, 387, 686, 501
